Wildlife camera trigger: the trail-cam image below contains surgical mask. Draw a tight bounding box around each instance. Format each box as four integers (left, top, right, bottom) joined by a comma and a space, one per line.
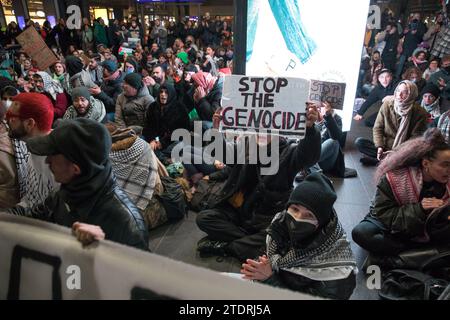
3, 100, 12, 110
285, 212, 318, 245
126, 67, 134, 74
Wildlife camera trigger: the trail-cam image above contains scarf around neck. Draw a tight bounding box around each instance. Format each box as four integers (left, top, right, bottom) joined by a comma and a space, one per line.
421, 97, 441, 119
392, 80, 418, 149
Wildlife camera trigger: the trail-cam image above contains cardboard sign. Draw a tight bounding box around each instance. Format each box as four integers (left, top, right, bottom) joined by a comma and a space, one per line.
16, 27, 58, 71
220, 75, 310, 139
309, 80, 346, 110
0, 213, 315, 300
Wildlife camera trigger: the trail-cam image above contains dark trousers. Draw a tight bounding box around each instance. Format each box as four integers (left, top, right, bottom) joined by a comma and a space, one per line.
352, 217, 418, 256
354, 137, 377, 159
364, 112, 378, 128
196, 205, 269, 261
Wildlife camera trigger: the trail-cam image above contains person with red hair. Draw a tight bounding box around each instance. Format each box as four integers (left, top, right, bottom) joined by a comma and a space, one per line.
6, 92, 59, 207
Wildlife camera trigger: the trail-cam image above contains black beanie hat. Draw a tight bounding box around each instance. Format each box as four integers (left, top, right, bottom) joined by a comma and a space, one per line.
124, 73, 143, 91
71, 86, 91, 101
421, 82, 441, 99
287, 172, 337, 228
65, 55, 84, 77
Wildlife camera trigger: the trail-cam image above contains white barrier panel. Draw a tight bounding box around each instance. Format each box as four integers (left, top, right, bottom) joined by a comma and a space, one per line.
0, 213, 316, 300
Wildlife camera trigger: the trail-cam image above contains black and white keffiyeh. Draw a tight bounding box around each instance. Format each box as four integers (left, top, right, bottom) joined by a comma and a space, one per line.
267, 212, 356, 273
110, 137, 158, 211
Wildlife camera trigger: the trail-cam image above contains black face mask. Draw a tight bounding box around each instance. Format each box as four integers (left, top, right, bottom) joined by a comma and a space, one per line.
445, 66, 450, 74
285, 213, 317, 246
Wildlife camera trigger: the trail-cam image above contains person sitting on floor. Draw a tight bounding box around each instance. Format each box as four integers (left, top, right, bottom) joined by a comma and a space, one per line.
420, 82, 445, 127
7, 118, 149, 250
352, 128, 450, 270
196, 104, 321, 262
240, 172, 357, 300
355, 80, 428, 166
63, 86, 106, 122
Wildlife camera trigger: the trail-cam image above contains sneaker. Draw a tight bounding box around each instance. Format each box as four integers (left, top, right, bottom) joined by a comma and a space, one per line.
360, 156, 379, 166
197, 237, 229, 258
343, 167, 358, 178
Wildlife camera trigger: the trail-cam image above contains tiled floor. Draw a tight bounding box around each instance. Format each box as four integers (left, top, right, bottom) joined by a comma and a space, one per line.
148, 118, 380, 300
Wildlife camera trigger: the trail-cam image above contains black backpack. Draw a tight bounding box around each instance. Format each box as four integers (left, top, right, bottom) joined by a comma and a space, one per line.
379, 250, 450, 300
379, 269, 449, 300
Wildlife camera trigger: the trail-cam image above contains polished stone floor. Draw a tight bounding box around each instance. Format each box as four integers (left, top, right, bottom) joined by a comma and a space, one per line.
148, 117, 379, 300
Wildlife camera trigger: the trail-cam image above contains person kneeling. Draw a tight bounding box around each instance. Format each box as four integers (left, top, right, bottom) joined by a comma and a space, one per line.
241, 172, 357, 300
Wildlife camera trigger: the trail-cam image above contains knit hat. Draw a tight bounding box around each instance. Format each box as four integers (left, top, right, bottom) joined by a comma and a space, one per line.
287, 172, 337, 228
421, 82, 441, 99
177, 51, 189, 65
26, 118, 111, 173
102, 60, 118, 73
65, 55, 84, 77
71, 86, 91, 101
124, 73, 143, 91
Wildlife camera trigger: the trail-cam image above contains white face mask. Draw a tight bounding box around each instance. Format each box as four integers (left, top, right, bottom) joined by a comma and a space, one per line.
3, 100, 12, 110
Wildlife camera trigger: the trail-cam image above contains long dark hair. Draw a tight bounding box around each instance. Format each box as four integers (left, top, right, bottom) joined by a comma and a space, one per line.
375, 128, 450, 183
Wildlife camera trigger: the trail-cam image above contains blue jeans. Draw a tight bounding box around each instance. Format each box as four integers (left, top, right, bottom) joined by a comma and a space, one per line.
318, 139, 340, 172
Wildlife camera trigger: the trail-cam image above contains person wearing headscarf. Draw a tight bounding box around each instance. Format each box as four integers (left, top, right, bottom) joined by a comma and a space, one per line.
356, 80, 428, 166
142, 83, 190, 163
64, 86, 106, 123
240, 172, 357, 300
189, 71, 223, 128
32, 71, 69, 120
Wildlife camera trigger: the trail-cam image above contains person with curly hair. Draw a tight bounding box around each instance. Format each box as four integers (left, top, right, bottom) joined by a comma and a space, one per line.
352, 128, 450, 270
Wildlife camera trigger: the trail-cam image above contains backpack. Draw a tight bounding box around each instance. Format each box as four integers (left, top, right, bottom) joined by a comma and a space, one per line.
155, 176, 188, 222
379, 250, 450, 300
379, 269, 449, 300
190, 179, 224, 212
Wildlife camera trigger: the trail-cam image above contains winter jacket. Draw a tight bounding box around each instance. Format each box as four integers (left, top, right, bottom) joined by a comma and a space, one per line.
357, 80, 398, 116
370, 173, 448, 240
208, 126, 321, 222
8, 169, 149, 251
115, 85, 154, 132
96, 72, 124, 113
142, 84, 191, 148
0, 122, 19, 208
373, 99, 428, 150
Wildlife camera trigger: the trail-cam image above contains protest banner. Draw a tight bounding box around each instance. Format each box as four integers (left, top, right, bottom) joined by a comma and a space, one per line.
16, 27, 58, 71
220, 75, 310, 139
0, 213, 315, 300
309, 80, 346, 110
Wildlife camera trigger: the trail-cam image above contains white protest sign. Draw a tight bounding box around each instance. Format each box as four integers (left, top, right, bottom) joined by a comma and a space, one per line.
0, 213, 317, 300
220, 75, 310, 139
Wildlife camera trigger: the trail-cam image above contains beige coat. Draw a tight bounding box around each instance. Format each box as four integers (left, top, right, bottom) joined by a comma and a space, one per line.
0, 122, 19, 208
373, 99, 428, 150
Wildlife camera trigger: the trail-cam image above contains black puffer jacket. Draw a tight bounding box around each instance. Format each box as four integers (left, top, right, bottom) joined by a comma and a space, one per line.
9, 172, 149, 251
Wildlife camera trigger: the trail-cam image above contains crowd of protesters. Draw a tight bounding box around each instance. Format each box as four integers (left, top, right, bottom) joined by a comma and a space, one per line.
1, 3, 450, 300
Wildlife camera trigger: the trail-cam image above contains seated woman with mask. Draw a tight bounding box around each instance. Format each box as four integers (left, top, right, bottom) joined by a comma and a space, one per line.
240, 172, 357, 300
